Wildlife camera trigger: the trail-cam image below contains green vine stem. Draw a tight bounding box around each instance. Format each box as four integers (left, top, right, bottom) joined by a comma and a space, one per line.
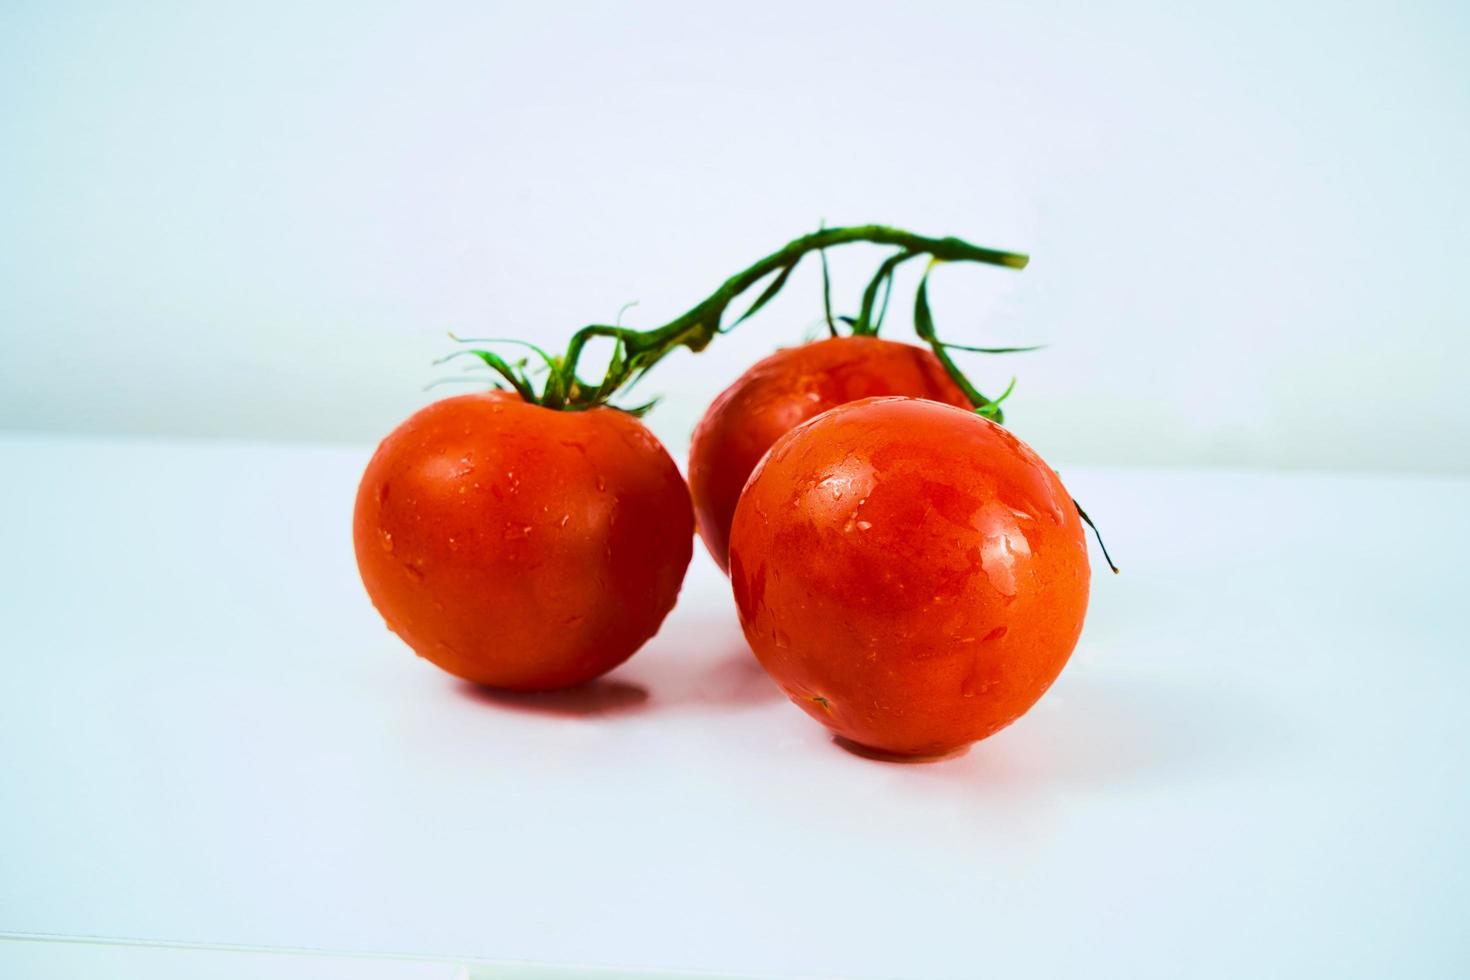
455, 224, 1029, 417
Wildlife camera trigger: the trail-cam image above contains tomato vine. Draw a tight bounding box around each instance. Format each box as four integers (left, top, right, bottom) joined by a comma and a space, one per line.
446, 224, 1032, 421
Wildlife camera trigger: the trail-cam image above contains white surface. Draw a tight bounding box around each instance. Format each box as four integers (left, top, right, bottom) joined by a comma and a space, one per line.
0, 936, 457, 980
1, 432, 1468, 979
0, 934, 760, 980
3, 1, 1469, 473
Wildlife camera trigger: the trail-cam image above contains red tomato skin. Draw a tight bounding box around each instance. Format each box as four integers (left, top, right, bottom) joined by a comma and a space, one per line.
728, 397, 1089, 756
354, 392, 693, 691
689, 336, 971, 574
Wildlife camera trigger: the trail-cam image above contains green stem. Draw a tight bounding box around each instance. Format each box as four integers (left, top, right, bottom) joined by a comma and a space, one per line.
550, 225, 1028, 410
853, 250, 917, 335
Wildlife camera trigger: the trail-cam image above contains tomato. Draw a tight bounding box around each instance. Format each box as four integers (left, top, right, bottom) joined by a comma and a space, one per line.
728, 396, 1089, 756
353, 391, 693, 690
689, 336, 970, 573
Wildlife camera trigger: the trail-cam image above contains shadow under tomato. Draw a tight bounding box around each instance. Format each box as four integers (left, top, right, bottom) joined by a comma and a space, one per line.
832, 736, 972, 765
454, 677, 650, 718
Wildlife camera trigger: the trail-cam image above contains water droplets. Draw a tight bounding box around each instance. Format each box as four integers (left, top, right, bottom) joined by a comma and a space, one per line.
961, 677, 994, 698
377, 529, 395, 553
980, 528, 1029, 599
504, 524, 533, 541
595, 475, 607, 492
453, 453, 477, 480
816, 474, 845, 501
961, 628, 1008, 696
401, 564, 424, 583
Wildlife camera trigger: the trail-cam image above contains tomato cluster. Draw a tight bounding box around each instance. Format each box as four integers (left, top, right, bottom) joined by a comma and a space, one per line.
354, 226, 1102, 757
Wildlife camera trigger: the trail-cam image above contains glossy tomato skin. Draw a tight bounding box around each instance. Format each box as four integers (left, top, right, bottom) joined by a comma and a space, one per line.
689, 336, 970, 573
728, 397, 1089, 756
354, 392, 693, 691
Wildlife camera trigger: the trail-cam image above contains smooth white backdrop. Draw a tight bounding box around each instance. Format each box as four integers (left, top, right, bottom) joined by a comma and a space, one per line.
2, 0, 1466, 472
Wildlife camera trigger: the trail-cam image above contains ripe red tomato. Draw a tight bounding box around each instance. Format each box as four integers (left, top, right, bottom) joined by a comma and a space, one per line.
354, 391, 693, 690
728, 397, 1089, 756
689, 336, 970, 573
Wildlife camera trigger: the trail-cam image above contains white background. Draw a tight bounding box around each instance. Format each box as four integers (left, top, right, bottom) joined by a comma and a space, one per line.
2, 0, 1467, 473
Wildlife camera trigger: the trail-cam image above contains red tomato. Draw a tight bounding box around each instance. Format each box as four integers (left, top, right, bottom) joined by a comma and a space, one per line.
689, 336, 970, 573
354, 392, 693, 690
728, 397, 1089, 756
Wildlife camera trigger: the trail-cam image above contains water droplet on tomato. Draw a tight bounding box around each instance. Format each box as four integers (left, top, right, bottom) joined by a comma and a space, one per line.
402, 564, 423, 583
559, 514, 571, 528
774, 628, 791, 649
504, 524, 533, 540
595, 475, 606, 492
378, 529, 394, 552
961, 628, 1009, 695
979, 528, 1028, 599
856, 520, 872, 531
961, 671, 994, 698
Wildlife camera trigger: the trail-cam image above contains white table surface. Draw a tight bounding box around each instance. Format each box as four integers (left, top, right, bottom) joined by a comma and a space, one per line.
1, 432, 1466, 979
